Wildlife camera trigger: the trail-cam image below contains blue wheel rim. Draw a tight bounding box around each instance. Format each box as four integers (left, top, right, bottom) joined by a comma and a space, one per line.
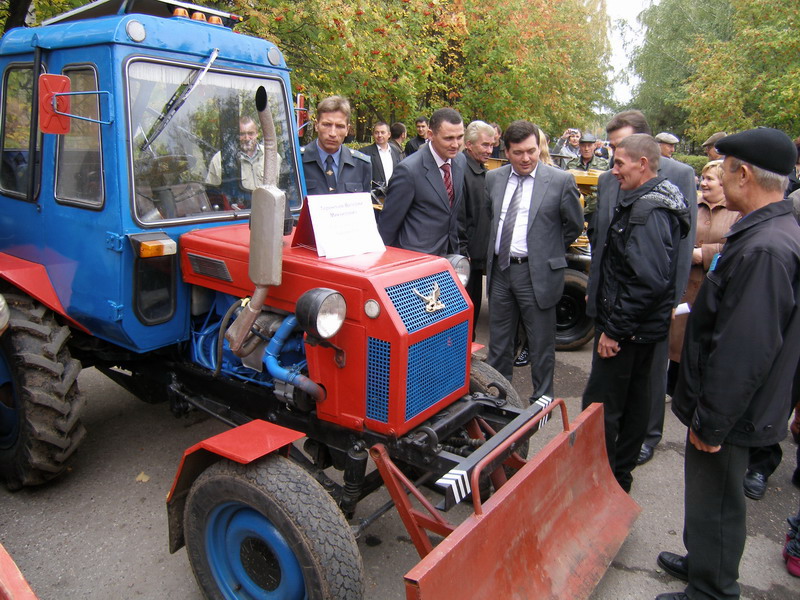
206, 501, 307, 600
0, 349, 19, 449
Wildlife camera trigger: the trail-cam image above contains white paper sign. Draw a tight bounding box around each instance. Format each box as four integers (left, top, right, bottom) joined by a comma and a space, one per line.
306, 193, 385, 258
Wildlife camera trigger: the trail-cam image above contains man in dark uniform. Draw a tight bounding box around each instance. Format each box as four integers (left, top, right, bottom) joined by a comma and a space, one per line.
566, 132, 609, 222
655, 128, 800, 600
301, 96, 371, 195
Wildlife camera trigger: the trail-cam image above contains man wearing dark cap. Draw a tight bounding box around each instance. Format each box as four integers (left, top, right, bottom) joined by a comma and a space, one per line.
701, 131, 727, 160
655, 132, 679, 158
655, 128, 800, 600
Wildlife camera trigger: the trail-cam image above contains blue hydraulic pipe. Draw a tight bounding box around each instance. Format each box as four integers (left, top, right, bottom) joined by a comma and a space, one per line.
265, 315, 326, 403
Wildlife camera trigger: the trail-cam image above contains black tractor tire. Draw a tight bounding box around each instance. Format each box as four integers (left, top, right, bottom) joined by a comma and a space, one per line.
469, 359, 530, 460
184, 455, 365, 600
0, 291, 85, 491
555, 268, 595, 351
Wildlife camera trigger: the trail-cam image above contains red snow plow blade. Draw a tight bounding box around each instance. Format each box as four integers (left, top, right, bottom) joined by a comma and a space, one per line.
0, 543, 38, 600
393, 401, 640, 600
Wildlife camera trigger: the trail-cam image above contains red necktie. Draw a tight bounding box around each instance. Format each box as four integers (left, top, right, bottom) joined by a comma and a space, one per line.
441, 163, 454, 206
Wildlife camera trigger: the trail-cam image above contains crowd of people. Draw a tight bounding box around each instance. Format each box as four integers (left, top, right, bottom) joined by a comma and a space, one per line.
222, 94, 800, 599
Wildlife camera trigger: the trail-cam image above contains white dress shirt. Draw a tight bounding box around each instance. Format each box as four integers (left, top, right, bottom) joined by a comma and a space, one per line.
494, 165, 538, 257
378, 144, 394, 182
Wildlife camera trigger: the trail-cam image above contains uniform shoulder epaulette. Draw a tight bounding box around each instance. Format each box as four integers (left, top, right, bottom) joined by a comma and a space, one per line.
351, 149, 371, 163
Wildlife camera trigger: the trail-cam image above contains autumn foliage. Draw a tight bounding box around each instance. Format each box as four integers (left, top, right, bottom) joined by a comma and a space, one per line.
238, 0, 611, 136
631, 0, 799, 144
3, 0, 611, 136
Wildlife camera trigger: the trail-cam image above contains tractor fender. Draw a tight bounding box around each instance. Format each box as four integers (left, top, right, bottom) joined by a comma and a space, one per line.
0, 252, 88, 332
166, 419, 304, 553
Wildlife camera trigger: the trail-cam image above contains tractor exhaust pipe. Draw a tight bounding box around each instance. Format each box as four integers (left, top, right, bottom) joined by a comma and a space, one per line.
225, 87, 286, 355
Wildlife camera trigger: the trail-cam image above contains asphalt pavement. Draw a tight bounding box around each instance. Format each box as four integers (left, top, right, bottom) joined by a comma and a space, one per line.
1, 305, 798, 599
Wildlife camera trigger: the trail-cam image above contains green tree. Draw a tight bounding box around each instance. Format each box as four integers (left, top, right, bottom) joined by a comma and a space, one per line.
457, 0, 611, 134
2, 0, 613, 139
681, 0, 800, 137
629, 0, 733, 138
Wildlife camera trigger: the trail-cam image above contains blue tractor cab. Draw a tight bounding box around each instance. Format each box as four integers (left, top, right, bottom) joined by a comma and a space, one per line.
0, 0, 303, 353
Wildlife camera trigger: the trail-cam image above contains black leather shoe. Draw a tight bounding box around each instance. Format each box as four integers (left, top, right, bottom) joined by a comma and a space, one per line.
655, 593, 689, 600
657, 551, 689, 582
743, 469, 767, 500
637, 443, 655, 465
513, 347, 530, 367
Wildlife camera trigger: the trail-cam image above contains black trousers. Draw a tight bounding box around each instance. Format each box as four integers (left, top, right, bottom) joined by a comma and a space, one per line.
465, 267, 484, 341
643, 337, 670, 447
582, 334, 656, 492
684, 437, 749, 600
748, 443, 782, 478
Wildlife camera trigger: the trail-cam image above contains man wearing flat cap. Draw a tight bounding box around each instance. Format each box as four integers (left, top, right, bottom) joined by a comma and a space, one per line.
655, 132, 679, 158
701, 131, 727, 160
655, 128, 800, 600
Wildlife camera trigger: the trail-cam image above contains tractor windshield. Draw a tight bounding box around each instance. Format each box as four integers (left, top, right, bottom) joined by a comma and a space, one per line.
127, 59, 301, 225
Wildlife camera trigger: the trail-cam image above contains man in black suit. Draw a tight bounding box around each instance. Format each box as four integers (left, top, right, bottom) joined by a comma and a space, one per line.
378, 108, 466, 256
360, 121, 402, 199
301, 96, 371, 195
585, 110, 697, 467
462, 120, 496, 327
404, 116, 429, 156
485, 120, 583, 400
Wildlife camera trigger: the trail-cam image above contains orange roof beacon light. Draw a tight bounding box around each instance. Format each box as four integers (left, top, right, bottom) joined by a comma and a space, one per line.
172, 7, 189, 17
191, 11, 207, 21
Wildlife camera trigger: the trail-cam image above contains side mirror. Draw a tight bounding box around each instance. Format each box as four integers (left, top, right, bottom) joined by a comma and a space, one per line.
39, 74, 71, 134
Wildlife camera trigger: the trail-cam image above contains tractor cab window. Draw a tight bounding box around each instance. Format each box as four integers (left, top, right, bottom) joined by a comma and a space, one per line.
55, 66, 103, 207
127, 60, 301, 225
0, 65, 40, 199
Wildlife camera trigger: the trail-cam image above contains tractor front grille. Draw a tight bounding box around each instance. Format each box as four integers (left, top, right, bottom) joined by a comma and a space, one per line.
366, 337, 391, 423
365, 271, 470, 430
405, 321, 469, 420
365, 320, 469, 426
384, 271, 468, 333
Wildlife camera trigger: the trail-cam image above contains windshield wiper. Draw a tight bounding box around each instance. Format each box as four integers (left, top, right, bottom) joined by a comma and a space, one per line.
140, 47, 219, 152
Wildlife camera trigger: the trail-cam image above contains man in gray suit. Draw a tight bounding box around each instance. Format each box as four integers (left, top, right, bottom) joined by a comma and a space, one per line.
485, 120, 583, 400
378, 108, 466, 256
585, 110, 697, 466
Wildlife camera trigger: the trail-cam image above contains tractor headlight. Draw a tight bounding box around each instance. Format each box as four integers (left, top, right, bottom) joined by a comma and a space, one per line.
446, 254, 470, 287
296, 288, 346, 339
